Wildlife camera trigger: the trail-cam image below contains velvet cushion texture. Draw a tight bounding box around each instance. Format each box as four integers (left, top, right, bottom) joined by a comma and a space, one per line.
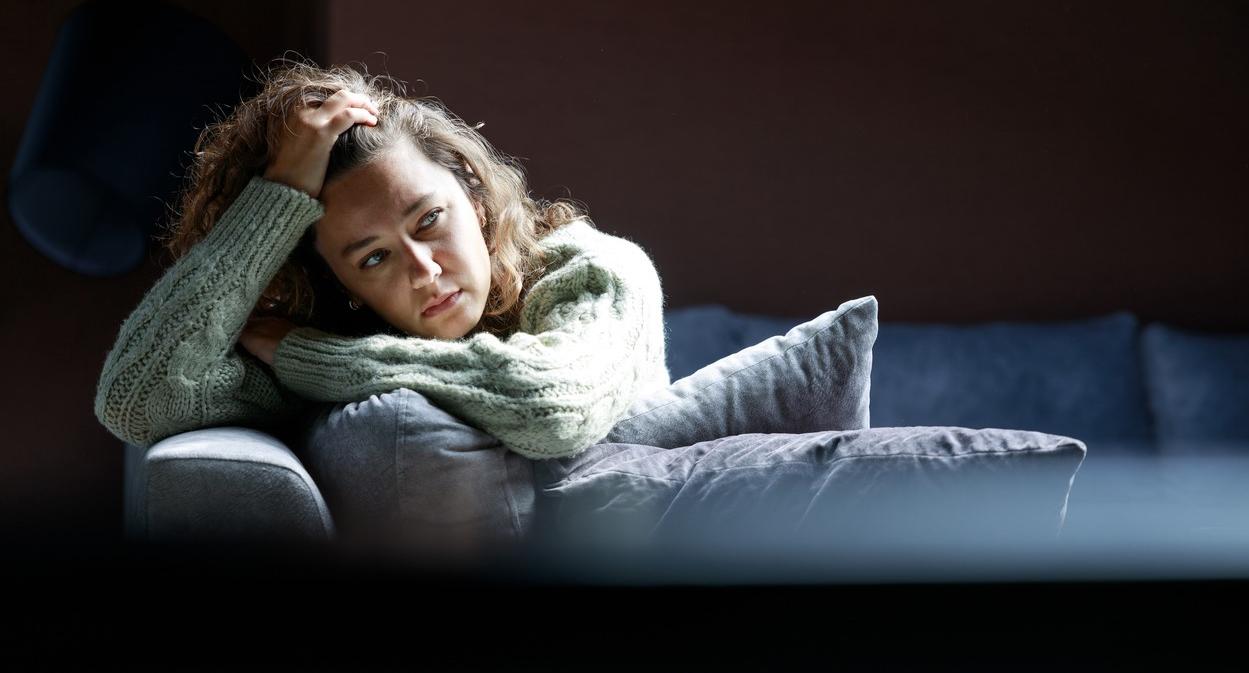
869, 312, 1154, 444
144, 427, 335, 542
535, 426, 1088, 552
300, 295, 877, 544
602, 295, 878, 450
1142, 324, 1249, 449
297, 388, 535, 549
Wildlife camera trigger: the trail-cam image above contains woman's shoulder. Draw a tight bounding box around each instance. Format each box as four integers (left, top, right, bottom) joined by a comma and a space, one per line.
520, 218, 666, 336
536, 216, 599, 250
538, 217, 659, 275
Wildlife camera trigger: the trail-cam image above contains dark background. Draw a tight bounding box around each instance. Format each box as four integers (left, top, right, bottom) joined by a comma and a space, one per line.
2, 0, 1246, 545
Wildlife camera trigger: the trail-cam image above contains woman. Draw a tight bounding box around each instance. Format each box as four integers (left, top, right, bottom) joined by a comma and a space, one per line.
94, 59, 670, 460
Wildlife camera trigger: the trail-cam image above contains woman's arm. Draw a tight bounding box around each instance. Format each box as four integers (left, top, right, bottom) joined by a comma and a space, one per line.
93, 176, 323, 448
272, 221, 670, 460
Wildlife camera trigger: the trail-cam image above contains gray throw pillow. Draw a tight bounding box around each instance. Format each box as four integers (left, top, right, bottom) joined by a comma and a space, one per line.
296, 388, 534, 554
602, 295, 878, 449
536, 426, 1088, 556
298, 295, 877, 551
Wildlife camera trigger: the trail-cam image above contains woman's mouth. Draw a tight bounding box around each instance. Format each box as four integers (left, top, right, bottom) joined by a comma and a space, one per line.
422, 290, 462, 318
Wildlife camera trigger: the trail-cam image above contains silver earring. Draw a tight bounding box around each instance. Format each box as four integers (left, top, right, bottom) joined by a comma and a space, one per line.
348, 298, 361, 311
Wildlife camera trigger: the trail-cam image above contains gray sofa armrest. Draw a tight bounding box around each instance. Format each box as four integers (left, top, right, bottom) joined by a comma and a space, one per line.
124, 427, 335, 542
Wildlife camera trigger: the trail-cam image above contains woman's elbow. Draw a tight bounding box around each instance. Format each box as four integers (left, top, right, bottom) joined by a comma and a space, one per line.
94, 398, 155, 449
94, 378, 171, 449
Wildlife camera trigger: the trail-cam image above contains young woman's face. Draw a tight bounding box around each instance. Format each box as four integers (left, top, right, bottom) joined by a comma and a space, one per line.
313, 137, 492, 340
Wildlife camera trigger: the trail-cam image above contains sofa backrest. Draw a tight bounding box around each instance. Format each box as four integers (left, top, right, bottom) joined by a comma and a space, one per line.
1142, 324, 1249, 452
868, 312, 1154, 445
664, 306, 1157, 448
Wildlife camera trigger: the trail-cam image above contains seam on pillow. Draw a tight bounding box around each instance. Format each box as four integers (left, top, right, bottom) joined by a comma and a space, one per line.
556, 443, 1082, 486
557, 467, 687, 487
614, 303, 867, 425
501, 454, 524, 539
825, 443, 1086, 461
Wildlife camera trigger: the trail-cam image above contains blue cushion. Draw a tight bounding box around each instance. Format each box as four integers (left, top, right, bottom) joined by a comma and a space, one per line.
1142, 324, 1249, 446
607, 297, 877, 449
868, 313, 1154, 443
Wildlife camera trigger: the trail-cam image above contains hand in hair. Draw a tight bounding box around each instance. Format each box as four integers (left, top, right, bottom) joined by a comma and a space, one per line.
262, 87, 380, 199
239, 316, 298, 367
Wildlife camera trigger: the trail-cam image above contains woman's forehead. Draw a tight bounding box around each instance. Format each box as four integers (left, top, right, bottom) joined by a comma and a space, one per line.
325, 149, 452, 216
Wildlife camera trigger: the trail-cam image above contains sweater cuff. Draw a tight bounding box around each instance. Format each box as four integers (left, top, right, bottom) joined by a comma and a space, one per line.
200, 175, 326, 277
273, 326, 363, 400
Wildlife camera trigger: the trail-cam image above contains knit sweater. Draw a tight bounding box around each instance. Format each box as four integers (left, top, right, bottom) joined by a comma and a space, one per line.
94, 175, 670, 459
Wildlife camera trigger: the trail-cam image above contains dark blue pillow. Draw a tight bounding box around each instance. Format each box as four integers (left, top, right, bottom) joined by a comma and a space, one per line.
869, 313, 1154, 444
1142, 324, 1249, 446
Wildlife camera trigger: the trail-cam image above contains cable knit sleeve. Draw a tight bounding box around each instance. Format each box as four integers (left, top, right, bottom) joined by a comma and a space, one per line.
271, 220, 670, 460
93, 176, 323, 448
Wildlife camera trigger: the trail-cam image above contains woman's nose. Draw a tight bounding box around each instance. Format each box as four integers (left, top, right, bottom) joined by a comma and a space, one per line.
401, 240, 441, 288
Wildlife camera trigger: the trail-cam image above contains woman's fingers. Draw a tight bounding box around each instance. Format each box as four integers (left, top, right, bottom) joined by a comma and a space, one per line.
334, 107, 378, 136
322, 88, 380, 117
262, 88, 378, 198
315, 90, 379, 135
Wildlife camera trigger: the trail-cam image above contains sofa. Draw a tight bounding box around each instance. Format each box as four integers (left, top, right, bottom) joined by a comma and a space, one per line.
663, 306, 1249, 580
119, 303, 1249, 580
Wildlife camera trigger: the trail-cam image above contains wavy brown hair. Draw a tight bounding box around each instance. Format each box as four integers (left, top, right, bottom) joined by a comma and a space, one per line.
158, 56, 589, 338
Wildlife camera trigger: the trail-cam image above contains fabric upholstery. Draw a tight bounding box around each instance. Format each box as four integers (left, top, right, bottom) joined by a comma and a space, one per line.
1142, 324, 1249, 448
603, 295, 878, 449
297, 388, 535, 551
534, 426, 1087, 552
123, 441, 149, 539
663, 304, 754, 380
300, 296, 876, 548
870, 312, 1154, 443
143, 427, 335, 541
663, 304, 828, 381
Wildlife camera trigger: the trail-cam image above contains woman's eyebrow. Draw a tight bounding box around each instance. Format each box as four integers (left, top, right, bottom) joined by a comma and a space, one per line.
340, 193, 435, 259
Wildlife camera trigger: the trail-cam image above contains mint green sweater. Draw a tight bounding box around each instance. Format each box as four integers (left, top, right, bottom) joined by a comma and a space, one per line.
94, 176, 671, 459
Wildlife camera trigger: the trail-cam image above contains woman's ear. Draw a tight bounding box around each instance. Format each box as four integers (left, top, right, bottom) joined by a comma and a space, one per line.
473, 200, 487, 228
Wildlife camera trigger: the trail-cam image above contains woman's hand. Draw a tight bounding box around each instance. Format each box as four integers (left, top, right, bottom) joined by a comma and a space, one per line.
262, 87, 380, 199
239, 316, 298, 367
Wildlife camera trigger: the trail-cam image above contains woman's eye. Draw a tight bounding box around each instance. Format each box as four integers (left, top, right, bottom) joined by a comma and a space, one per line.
358, 208, 443, 270
420, 208, 443, 228
360, 250, 387, 269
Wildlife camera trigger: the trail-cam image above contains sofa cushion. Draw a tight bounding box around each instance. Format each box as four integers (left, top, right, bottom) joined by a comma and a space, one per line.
1142, 323, 1249, 448
297, 388, 535, 554
301, 296, 876, 550
664, 304, 820, 380
604, 295, 878, 450
535, 426, 1088, 553
869, 312, 1154, 444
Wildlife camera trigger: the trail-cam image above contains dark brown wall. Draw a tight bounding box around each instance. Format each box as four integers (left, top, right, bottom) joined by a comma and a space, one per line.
1, 0, 325, 540
327, 0, 1248, 326
2, 0, 1245, 541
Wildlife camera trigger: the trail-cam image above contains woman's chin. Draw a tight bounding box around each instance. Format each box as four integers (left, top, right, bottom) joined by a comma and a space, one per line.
401, 317, 472, 341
